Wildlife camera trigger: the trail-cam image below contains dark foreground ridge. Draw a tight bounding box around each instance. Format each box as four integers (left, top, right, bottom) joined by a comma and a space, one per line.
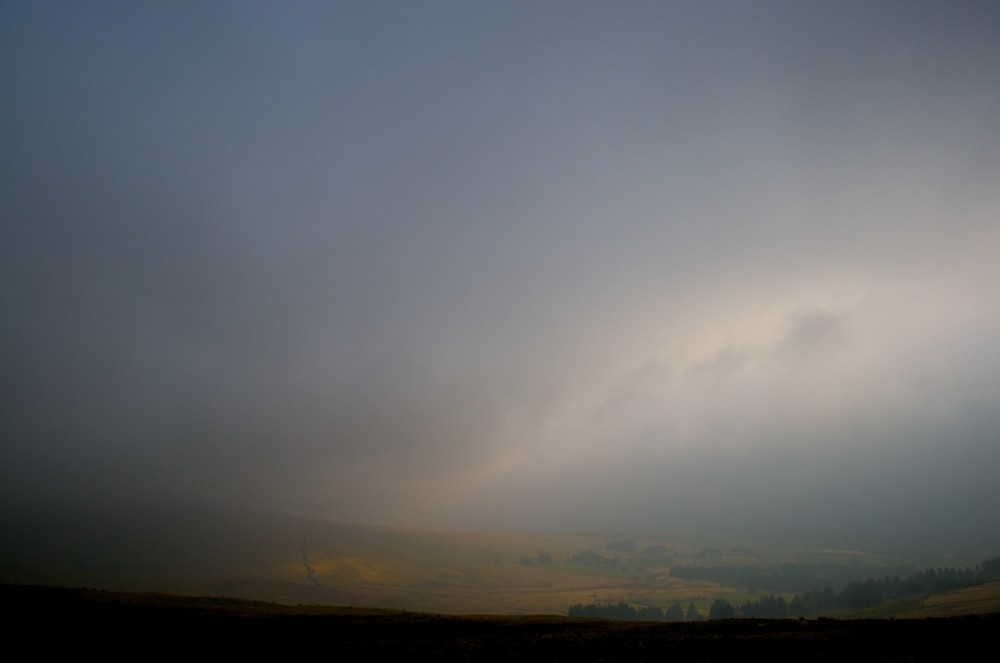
4, 584, 994, 661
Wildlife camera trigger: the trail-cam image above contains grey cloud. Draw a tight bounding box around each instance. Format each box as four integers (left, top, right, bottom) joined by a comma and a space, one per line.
596, 360, 674, 418
683, 346, 753, 382
775, 311, 850, 360
2, 2, 999, 543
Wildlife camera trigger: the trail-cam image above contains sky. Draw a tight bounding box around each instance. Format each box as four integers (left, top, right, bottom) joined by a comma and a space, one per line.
3, 1, 1000, 541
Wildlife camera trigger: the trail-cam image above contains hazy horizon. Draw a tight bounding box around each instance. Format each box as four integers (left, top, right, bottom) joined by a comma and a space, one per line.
3, 2, 999, 544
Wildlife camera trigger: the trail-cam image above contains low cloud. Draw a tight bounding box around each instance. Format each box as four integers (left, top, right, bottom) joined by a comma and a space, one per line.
2, 3, 999, 544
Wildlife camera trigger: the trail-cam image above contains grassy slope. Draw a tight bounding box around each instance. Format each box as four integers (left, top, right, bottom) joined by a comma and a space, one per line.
1, 507, 994, 616
222, 522, 727, 614
830, 580, 1000, 619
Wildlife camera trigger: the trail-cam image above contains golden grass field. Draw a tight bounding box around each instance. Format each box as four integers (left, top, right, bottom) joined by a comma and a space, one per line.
3, 507, 997, 617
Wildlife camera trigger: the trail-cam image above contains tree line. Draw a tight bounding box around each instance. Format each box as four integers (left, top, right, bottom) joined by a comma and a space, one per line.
567, 549, 627, 571
570, 556, 1000, 621
721, 556, 1000, 618
670, 561, 909, 594
568, 601, 700, 621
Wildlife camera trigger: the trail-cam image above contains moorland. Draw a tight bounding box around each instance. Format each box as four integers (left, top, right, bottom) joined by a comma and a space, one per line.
4, 583, 998, 661
3, 506, 999, 660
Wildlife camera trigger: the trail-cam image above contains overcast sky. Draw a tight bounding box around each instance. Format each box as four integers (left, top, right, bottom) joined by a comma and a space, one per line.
3, 1, 999, 541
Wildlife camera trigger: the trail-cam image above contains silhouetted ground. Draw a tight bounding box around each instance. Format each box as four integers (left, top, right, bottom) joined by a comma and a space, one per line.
3, 584, 993, 661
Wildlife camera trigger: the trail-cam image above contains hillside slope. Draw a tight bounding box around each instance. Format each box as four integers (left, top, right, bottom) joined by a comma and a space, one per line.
1, 506, 992, 616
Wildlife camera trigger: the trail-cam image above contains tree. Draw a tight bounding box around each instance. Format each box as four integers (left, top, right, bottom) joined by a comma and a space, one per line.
709, 598, 737, 620
665, 602, 684, 621
686, 601, 700, 621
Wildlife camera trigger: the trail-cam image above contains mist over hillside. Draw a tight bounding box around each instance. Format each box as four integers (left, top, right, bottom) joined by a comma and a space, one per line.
2, 505, 997, 617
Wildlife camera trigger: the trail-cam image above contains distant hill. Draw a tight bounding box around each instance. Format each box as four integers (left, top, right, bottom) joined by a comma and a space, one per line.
1, 505, 638, 613
1, 505, 995, 616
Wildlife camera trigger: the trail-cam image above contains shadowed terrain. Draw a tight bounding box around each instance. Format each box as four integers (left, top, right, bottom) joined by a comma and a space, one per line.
3, 506, 998, 619
4, 584, 996, 661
